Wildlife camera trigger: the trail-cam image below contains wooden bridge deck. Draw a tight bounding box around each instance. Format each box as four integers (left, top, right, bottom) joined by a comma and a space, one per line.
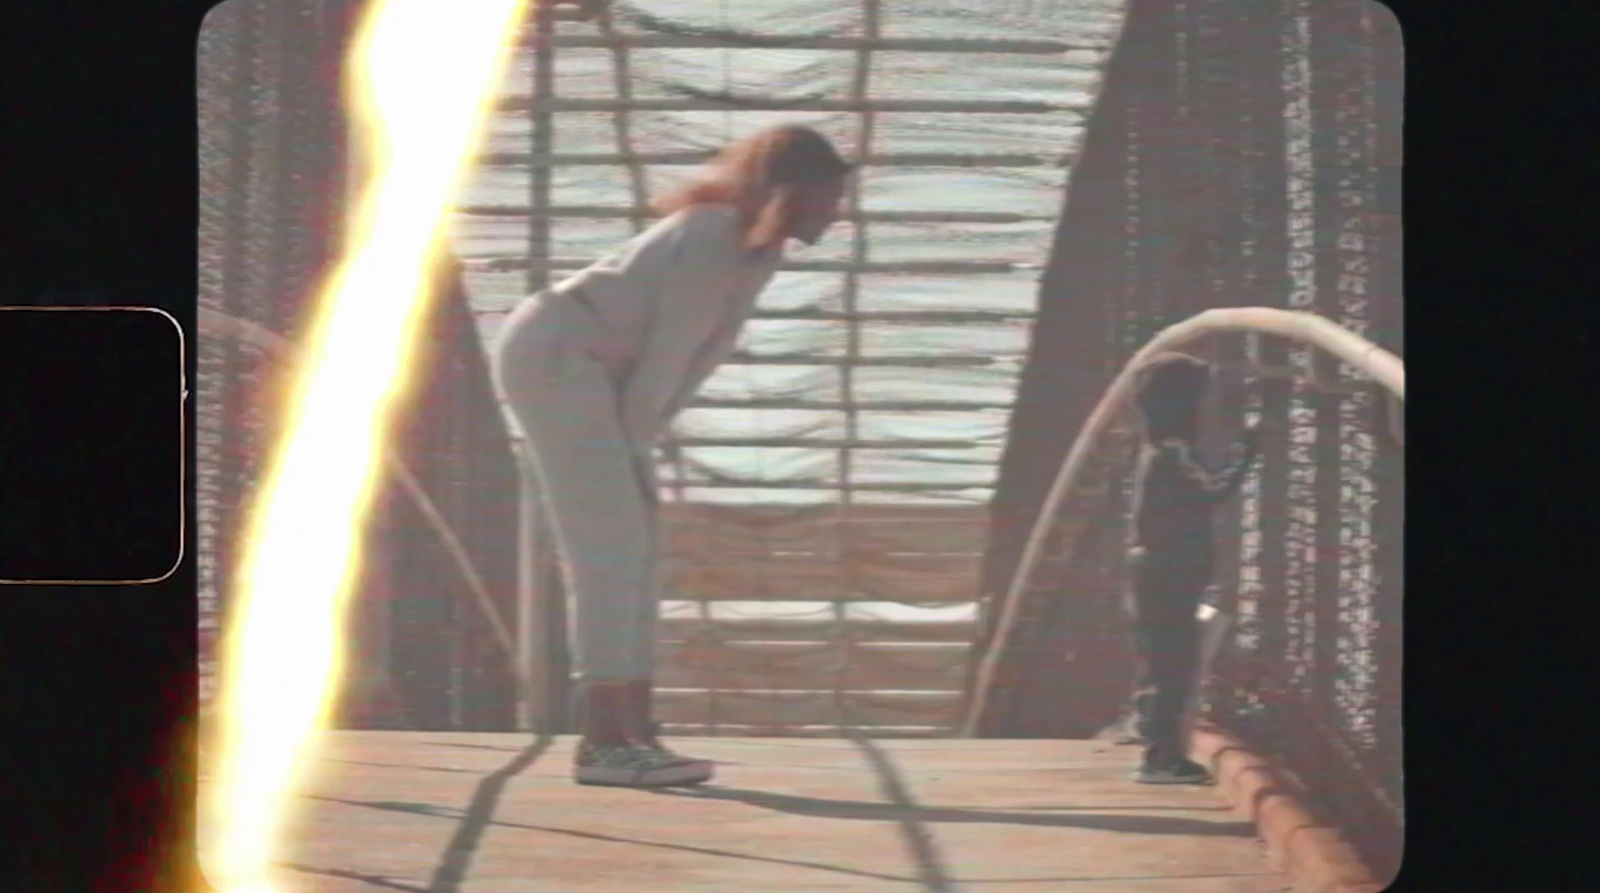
199, 732, 1288, 893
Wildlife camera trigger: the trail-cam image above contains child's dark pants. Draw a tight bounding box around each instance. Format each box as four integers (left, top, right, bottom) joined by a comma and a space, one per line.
1125, 546, 1212, 763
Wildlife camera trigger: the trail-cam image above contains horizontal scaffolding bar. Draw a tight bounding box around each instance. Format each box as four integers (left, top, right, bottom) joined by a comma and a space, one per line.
659, 613, 975, 644
472, 306, 1037, 323
497, 96, 1068, 114
526, 33, 1104, 54
455, 205, 1057, 224
464, 256, 1034, 275
662, 479, 997, 491
654, 723, 951, 737
689, 397, 1013, 411
665, 436, 984, 449
477, 151, 1061, 168
721, 353, 996, 367
750, 308, 1035, 323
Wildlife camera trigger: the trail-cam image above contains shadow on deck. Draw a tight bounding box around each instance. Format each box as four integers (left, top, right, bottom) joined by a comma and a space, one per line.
200, 732, 1288, 892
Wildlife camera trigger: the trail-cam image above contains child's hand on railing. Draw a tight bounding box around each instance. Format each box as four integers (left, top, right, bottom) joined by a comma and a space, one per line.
1239, 419, 1264, 452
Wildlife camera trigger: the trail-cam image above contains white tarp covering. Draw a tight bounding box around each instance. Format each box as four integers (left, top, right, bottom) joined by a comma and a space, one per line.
454, 0, 1126, 509
452, 0, 1129, 730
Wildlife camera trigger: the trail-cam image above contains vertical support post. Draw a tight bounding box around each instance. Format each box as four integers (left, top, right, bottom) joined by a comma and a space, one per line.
198, 0, 263, 719
514, 437, 549, 731
1202, 0, 1258, 722
1232, 0, 1292, 739
830, 0, 881, 735
1363, 1, 1405, 877
968, 0, 1139, 738
1307, 0, 1345, 736
528, 5, 556, 296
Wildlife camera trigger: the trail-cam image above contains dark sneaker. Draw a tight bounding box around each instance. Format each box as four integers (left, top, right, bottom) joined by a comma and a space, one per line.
573, 740, 714, 787
1135, 757, 1216, 786
1115, 716, 1149, 746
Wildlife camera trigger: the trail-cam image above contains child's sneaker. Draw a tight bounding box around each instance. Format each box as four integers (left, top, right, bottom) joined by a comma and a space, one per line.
573, 740, 713, 787
1096, 714, 1148, 746
1134, 756, 1215, 785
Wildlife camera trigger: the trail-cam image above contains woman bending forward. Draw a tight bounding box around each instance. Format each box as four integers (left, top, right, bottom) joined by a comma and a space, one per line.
492, 125, 851, 786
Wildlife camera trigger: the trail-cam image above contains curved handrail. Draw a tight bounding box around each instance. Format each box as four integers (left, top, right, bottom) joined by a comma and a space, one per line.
196, 305, 531, 702
960, 307, 1404, 737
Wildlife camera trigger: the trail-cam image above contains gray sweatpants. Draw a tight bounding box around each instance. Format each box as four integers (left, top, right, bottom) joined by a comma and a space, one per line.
491, 292, 662, 682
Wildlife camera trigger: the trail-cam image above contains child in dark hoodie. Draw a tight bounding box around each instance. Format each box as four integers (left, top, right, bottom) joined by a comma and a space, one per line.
1122, 353, 1260, 784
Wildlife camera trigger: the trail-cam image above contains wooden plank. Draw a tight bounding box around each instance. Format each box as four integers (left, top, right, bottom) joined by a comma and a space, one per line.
658, 612, 975, 644
654, 688, 965, 728
662, 507, 990, 557
242, 733, 1293, 892
480, 151, 1057, 168
466, 255, 1032, 275
657, 641, 970, 691
657, 723, 949, 737
662, 479, 995, 493
664, 554, 982, 602
663, 503, 987, 526
499, 96, 1066, 115
688, 397, 1013, 411
530, 34, 1101, 54
721, 353, 997, 367
456, 205, 1056, 224
662, 504, 989, 553
664, 436, 986, 449
746, 309, 1036, 323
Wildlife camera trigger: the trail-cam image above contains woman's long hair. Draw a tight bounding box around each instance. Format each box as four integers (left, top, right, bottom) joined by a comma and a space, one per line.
654, 124, 853, 252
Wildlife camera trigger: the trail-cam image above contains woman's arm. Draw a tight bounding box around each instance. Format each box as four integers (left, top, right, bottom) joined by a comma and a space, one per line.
618, 206, 746, 449
654, 310, 747, 435
627, 309, 748, 508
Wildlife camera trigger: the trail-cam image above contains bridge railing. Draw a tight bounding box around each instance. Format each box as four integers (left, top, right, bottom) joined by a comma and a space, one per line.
198, 0, 546, 734
965, 307, 1403, 881
967, 0, 1401, 877
197, 264, 537, 733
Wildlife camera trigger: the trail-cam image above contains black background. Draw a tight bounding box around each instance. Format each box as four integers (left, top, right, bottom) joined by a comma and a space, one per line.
0, 0, 1587, 890
0, 308, 183, 582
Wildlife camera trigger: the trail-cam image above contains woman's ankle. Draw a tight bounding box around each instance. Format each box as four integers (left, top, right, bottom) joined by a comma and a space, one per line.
579, 732, 631, 749
577, 679, 633, 747
622, 678, 657, 744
